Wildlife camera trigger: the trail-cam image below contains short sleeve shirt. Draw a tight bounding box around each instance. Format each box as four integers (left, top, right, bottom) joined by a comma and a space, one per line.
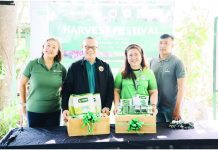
150, 54, 185, 109
114, 68, 157, 99
23, 57, 67, 113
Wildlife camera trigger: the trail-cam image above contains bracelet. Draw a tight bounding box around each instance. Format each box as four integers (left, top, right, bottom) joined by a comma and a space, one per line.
151, 104, 157, 107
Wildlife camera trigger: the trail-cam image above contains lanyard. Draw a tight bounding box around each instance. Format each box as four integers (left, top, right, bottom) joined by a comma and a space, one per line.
132, 77, 138, 91
131, 69, 142, 91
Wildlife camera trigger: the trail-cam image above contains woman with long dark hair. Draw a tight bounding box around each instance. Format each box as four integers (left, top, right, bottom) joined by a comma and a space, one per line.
114, 44, 158, 114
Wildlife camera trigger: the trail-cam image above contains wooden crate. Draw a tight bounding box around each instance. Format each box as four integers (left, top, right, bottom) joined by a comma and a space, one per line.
115, 115, 156, 134
67, 116, 110, 136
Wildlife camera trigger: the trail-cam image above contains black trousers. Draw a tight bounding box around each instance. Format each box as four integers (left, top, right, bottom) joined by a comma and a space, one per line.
27, 110, 61, 127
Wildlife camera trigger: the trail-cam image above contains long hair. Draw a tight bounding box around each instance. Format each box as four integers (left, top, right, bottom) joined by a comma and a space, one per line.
42, 38, 62, 62
122, 44, 147, 79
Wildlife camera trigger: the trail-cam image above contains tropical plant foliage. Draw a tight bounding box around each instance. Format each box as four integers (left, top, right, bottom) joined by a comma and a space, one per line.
174, 6, 212, 121
0, 102, 20, 139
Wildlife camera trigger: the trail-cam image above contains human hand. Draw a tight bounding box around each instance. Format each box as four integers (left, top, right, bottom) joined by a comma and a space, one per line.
113, 106, 118, 115
172, 108, 181, 121
152, 105, 158, 116
102, 107, 110, 116
62, 110, 69, 122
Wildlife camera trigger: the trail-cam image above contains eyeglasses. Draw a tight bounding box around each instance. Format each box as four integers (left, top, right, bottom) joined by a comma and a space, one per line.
84, 45, 98, 50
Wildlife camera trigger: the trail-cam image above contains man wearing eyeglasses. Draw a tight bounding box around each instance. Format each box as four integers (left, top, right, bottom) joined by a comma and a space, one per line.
61, 36, 114, 122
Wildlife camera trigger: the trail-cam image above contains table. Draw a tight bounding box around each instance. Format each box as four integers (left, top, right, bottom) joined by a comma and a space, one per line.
1, 121, 218, 149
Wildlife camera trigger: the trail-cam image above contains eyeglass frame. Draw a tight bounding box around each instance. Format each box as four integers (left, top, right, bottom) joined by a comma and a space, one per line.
84, 45, 98, 50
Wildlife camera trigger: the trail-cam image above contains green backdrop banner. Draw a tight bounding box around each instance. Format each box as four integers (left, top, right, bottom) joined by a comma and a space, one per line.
48, 0, 175, 73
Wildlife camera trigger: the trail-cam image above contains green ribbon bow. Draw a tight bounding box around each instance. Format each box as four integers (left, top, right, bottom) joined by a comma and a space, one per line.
82, 112, 100, 134
128, 118, 144, 132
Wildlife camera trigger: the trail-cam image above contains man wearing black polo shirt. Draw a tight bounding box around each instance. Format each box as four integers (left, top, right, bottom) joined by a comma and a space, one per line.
150, 34, 186, 122
61, 37, 114, 122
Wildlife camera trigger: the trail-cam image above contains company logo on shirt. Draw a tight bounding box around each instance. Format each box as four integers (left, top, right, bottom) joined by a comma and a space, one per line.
53, 70, 62, 73
164, 68, 170, 73
141, 76, 147, 80
99, 66, 104, 72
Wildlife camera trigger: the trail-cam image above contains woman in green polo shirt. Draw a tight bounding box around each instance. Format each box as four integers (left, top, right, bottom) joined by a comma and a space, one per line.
114, 44, 158, 115
19, 38, 66, 127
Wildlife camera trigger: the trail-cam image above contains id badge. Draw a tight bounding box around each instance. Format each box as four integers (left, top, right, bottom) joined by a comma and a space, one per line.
132, 95, 141, 106
138, 94, 149, 106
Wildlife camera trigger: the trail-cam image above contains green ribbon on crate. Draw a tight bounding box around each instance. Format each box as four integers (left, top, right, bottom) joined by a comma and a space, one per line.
116, 117, 156, 134
82, 112, 100, 134
128, 118, 144, 132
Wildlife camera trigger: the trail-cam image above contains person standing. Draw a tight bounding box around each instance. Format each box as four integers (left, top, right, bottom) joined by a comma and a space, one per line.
150, 34, 186, 122
61, 37, 114, 122
19, 38, 66, 127
114, 44, 158, 115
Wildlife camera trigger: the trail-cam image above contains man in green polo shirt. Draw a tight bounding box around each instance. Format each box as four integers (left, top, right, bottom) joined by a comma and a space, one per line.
150, 34, 186, 122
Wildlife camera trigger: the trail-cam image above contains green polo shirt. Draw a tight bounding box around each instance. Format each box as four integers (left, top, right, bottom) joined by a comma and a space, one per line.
85, 60, 96, 93
114, 68, 157, 99
23, 57, 66, 113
